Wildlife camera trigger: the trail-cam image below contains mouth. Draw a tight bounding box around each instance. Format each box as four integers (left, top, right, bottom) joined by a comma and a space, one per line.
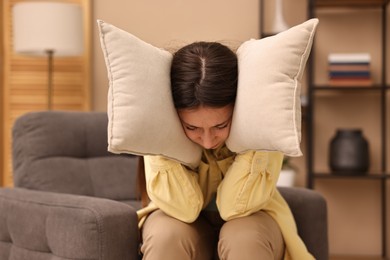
209, 143, 222, 150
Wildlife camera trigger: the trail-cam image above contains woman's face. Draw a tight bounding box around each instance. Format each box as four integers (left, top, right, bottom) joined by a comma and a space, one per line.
178, 105, 234, 149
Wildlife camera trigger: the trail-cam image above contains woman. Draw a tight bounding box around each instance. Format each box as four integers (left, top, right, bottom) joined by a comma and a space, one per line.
137, 42, 313, 260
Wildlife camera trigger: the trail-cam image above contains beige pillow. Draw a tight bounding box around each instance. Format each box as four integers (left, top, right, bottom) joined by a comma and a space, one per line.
226, 18, 319, 157
97, 20, 202, 168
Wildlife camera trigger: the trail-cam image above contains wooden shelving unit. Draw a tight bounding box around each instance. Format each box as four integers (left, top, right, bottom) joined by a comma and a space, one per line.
307, 0, 389, 258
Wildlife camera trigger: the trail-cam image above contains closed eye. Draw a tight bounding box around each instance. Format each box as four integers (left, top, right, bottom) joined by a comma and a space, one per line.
215, 119, 231, 130
185, 126, 198, 131
215, 123, 229, 130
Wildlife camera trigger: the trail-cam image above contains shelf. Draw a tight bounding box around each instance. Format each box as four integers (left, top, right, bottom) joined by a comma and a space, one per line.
314, 0, 389, 8
330, 255, 386, 260
313, 172, 389, 179
313, 85, 384, 91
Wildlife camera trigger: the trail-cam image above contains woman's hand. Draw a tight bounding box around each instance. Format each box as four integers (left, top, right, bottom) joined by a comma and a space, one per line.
144, 155, 204, 223
216, 151, 283, 221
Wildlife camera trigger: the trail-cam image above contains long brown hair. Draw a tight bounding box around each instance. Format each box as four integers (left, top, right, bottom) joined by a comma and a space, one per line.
137, 42, 238, 207
137, 156, 149, 207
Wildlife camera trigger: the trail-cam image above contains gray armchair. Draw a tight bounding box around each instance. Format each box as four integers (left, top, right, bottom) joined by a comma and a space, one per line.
0, 111, 328, 260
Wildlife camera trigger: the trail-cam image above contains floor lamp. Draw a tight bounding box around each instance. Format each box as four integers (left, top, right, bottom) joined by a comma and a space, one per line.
12, 2, 83, 110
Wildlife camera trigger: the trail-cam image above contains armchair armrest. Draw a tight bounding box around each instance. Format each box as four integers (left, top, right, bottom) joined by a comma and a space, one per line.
0, 188, 139, 260
278, 187, 329, 260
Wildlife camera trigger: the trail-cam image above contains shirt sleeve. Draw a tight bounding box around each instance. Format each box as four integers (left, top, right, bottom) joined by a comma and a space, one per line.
144, 155, 204, 223
216, 151, 284, 221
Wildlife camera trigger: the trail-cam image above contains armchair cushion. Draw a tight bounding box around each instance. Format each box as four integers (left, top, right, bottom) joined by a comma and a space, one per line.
0, 188, 139, 260
12, 111, 139, 203
226, 19, 319, 157
97, 20, 202, 169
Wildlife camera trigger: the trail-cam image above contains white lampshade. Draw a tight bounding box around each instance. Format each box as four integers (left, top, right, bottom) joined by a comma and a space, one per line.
13, 2, 83, 56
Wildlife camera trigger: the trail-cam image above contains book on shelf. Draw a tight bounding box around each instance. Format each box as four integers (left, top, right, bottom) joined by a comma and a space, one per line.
328, 52, 373, 87
328, 53, 371, 64
329, 78, 373, 87
328, 64, 370, 72
329, 71, 370, 78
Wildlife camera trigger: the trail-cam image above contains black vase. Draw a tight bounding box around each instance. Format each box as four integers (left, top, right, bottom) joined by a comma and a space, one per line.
329, 129, 369, 175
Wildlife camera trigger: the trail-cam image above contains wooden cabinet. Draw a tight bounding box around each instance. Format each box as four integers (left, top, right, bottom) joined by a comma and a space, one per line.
1, 0, 91, 187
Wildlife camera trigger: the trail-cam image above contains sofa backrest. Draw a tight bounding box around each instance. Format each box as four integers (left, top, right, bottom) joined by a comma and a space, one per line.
12, 111, 139, 203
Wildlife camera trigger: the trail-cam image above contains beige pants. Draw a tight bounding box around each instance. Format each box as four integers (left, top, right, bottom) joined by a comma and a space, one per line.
140, 210, 285, 260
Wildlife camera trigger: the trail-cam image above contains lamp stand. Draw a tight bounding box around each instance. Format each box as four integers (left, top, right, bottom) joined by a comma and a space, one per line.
46, 49, 54, 110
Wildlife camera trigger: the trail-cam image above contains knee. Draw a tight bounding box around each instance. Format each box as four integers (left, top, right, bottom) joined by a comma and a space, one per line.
143, 218, 197, 253
218, 212, 285, 259
219, 221, 264, 253
141, 211, 215, 259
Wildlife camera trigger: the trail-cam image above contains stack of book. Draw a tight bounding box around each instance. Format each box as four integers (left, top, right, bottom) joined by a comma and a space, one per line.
328, 53, 372, 87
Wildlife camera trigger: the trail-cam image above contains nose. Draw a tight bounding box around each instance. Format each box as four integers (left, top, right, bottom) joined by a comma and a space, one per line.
201, 130, 217, 149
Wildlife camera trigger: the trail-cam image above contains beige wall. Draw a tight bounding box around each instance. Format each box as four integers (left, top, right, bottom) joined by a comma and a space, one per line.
92, 0, 390, 257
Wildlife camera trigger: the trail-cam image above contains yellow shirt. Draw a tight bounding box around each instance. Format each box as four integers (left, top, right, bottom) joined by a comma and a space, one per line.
137, 145, 315, 260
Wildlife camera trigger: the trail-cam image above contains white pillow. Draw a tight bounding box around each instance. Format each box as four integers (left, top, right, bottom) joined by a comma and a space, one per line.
226, 18, 319, 157
97, 20, 202, 168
